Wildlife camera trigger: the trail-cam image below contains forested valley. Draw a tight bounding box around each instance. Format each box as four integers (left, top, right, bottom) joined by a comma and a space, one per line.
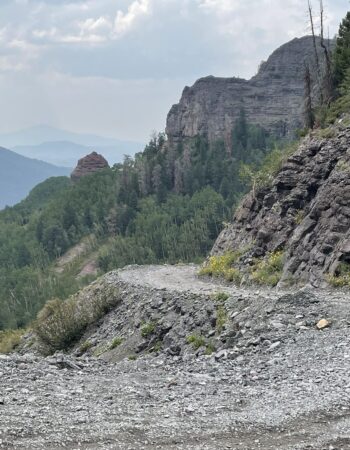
0, 110, 283, 330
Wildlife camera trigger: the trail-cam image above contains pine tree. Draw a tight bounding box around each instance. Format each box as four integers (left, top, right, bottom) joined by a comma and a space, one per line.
333, 11, 350, 91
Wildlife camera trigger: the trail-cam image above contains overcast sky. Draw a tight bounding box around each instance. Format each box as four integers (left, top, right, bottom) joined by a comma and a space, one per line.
0, 0, 348, 143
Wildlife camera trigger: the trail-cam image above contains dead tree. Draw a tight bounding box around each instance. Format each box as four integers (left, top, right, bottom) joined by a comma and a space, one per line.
319, 0, 333, 104
307, 0, 324, 105
304, 62, 315, 128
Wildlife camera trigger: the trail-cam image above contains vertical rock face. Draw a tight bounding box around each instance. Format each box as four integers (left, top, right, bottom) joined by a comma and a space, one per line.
166, 36, 327, 147
71, 152, 109, 181
211, 124, 350, 287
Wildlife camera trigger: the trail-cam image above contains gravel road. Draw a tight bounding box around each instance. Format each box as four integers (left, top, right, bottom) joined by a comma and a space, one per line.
1, 265, 350, 450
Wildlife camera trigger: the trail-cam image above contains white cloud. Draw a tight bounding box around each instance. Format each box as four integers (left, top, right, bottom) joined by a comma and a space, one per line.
0, 56, 27, 72
113, 0, 151, 37
0, 0, 348, 139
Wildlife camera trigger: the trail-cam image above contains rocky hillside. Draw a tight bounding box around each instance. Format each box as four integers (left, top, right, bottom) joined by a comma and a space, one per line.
7, 264, 350, 449
166, 36, 327, 147
212, 122, 350, 287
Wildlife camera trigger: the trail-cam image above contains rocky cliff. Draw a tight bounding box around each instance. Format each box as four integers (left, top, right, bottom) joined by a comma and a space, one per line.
166, 36, 327, 147
71, 151, 109, 181
211, 122, 350, 287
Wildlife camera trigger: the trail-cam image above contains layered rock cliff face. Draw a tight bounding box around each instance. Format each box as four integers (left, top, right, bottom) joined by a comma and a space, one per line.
71, 151, 109, 181
211, 123, 350, 287
166, 36, 326, 147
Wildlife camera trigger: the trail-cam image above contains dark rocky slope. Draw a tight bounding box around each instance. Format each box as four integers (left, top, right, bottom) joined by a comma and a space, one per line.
166, 36, 328, 147
212, 123, 350, 287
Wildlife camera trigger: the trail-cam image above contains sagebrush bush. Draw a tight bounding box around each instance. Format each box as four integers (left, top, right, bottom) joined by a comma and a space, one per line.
251, 251, 284, 286
34, 282, 121, 354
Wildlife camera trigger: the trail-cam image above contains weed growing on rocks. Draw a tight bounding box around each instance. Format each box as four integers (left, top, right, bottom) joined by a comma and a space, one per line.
216, 305, 227, 334
141, 322, 156, 338
251, 251, 284, 286
110, 337, 123, 349
187, 334, 206, 350
328, 262, 350, 287
214, 292, 230, 302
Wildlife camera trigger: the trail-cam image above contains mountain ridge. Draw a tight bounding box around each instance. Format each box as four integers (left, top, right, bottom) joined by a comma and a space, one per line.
0, 147, 70, 209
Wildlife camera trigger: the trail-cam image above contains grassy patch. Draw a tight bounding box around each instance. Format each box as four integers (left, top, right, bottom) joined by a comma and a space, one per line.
141, 322, 156, 338
199, 251, 242, 284
251, 251, 284, 287
0, 329, 25, 354
213, 292, 230, 302
150, 340, 162, 353
327, 262, 350, 287
314, 127, 336, 139
205, 342, 215, 355
187, 334, 206, 350
110, 337, 123, 349
216, 305, 227, 334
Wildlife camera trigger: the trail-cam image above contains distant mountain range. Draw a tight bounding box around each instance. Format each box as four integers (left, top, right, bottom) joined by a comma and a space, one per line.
0, 147, 70, 209
0, 125, 144, 167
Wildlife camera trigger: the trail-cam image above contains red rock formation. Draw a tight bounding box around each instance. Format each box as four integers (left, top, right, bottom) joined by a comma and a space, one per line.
71, 152, 109, 181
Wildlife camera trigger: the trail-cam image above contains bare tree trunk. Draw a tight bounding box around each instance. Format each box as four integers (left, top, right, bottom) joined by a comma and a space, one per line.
319, 0, 333, 104
308, 0, 324, 104
304, 62, 315, 128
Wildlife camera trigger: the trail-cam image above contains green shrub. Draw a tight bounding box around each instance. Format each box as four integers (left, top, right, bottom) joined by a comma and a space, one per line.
0, 329, 25, 354
327, 262, 350, 287
205, 342, 215, 355
251, 251, 284, 286
187, 334, 206, 350
34, 282, 121, 354
216, 305, 227, 333
199, 251, 242, 284
141, 322, 156, 338
213, 292, 229, 302
110, 337, 123, 349
150, 340, 162, 353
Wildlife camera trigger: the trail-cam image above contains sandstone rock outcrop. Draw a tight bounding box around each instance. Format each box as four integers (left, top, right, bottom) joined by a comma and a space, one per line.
211, 123, 350, 287
71, 152, 109, 181
166, 36, 329, 147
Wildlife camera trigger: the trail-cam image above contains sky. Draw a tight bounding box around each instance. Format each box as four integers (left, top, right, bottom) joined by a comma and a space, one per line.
0, 0, 348, 143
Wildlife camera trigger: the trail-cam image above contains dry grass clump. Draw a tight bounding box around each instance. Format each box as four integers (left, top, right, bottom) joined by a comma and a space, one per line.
34, 281, 121, 354
0, 329, 25, 354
